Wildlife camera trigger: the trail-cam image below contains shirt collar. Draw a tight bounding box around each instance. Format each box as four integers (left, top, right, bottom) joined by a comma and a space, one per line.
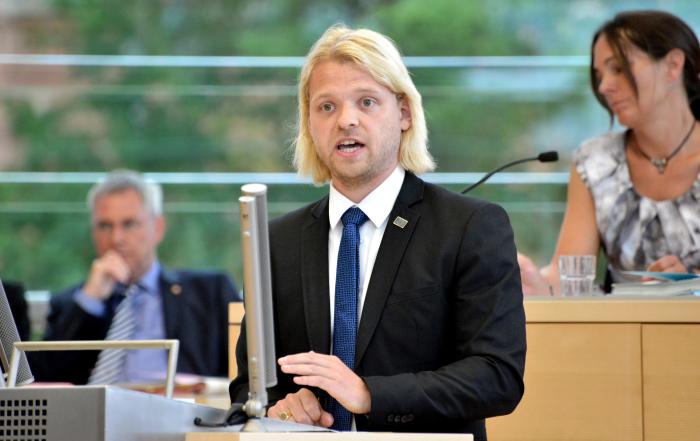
136, 260, 161, 296
329, 166, 405, 229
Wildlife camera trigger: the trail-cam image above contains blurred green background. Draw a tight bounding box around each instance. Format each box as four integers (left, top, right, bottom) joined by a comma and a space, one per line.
0, 0, 698, 294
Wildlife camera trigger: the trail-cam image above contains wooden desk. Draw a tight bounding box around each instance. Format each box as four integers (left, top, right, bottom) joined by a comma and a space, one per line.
187, 433, 472, 441
487, 296, 700, 441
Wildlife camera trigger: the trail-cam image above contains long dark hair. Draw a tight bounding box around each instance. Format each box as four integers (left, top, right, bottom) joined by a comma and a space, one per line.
590, 10, 700, 121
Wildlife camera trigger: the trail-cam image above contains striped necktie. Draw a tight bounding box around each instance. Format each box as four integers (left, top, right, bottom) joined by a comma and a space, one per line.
328, 207, 368, 431
88, 284, 139, 385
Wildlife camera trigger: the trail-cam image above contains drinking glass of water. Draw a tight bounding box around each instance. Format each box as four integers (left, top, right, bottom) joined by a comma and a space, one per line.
558, 255, 596, 296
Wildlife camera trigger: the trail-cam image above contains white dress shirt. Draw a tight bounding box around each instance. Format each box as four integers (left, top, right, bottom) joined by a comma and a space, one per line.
327, 166, 405, 331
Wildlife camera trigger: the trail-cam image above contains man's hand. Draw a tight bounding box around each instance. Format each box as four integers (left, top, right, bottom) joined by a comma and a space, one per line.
267, 387, 334, 427
82, 250, 131, 300
278, 351, 371, 415
647, 255, 688, 274
517, 252, 552, 296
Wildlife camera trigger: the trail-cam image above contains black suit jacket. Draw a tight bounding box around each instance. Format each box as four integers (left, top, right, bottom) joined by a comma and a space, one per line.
230, 173, 526, 440
29, 268, 240, 384
4, 280, 30, 342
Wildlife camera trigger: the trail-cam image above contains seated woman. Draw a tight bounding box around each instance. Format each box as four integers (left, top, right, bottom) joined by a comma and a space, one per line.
519, 10, 700, 295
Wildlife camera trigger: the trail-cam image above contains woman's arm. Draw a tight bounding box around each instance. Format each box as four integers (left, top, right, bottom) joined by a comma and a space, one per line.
519, 165, 601, 295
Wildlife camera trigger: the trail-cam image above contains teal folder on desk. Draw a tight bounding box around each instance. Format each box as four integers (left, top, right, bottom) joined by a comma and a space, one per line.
612, 273, 700, 296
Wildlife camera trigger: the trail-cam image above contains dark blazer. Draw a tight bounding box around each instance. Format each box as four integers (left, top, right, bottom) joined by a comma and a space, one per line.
4, 280, 30, 342
230, 173, 526, 440
29, 268, 240, 384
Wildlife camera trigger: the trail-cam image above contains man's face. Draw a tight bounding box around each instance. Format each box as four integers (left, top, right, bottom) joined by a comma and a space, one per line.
308, 60, 411, 199
91, 188, 164, 281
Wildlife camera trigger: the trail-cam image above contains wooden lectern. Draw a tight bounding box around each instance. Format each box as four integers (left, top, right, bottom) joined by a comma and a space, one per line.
229, 297, 700, 441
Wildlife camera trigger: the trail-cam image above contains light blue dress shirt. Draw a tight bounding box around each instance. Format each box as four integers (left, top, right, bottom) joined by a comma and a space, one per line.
75, 261, 168, 383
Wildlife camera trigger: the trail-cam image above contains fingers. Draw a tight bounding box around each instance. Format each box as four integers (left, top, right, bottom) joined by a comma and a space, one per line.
83, 251, 131, 299
101, 250, 131, 282
647, 255, 688, 273
292, 388, 323, 423
268, 392, 303, 423
279, 352, 371, 415
517, 254, 550, 296
279, 351, 332, 367
279, 352, 340, 386
319, 410, 335, 428
267, 388, 332, 427
279, 393, 307, 424
517, 252, 535, 271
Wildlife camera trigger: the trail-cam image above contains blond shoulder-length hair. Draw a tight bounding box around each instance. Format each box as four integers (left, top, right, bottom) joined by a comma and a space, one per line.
293, 25, 435, 184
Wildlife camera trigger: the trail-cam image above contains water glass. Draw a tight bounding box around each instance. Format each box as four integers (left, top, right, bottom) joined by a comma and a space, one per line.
558, 255, 596, 296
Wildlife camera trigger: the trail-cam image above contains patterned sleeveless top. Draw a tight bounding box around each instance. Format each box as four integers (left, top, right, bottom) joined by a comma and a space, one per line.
574, 131, 700, 282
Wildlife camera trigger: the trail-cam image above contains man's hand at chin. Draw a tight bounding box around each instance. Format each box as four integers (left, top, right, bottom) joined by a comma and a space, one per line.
83, 250, 131, 300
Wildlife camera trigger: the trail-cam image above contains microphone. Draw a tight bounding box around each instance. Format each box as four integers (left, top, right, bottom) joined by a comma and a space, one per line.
460, 151, 559, 194
0, 281, 34, 386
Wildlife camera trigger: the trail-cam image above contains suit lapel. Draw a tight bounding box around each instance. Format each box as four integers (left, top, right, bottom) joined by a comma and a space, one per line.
301, 198, 332, 354
159, 268, 182, 340
355, 173, 424, 367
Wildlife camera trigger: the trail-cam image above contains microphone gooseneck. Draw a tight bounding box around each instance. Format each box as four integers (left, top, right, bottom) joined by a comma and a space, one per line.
460, 150, 559, 194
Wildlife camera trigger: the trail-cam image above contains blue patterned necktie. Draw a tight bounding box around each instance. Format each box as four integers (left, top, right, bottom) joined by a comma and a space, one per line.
329, 207, 368, 431
88, 284, 139, 385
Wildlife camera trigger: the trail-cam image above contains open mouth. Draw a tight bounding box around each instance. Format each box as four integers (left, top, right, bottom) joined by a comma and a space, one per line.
337, 139, 365, 153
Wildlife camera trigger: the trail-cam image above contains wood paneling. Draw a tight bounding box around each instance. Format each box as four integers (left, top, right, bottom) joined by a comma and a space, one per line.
642, 324, 700, 441
488, 323, 643, 441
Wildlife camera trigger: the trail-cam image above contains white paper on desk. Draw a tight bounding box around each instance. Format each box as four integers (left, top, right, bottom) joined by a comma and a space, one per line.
611, 277, 700, 296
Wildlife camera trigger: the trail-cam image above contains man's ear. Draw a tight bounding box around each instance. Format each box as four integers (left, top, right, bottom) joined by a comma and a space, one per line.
399, 95, 412, 131
663, 48, 686, 82
155, 215, 166, 245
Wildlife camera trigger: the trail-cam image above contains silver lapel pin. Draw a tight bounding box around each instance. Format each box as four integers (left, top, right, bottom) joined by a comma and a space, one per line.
392, 216, 408, 229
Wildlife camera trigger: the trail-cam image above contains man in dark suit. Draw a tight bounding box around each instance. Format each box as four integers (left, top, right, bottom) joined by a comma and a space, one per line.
229, 25, 525, 440
4, 281, 30, 342
29, 170, 240, 384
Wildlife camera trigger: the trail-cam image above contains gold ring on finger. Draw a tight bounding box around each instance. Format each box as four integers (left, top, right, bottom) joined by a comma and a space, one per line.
279, 410, 294, 422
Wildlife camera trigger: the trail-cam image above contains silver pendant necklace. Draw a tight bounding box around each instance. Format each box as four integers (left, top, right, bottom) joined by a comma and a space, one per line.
633, 121, 696, 174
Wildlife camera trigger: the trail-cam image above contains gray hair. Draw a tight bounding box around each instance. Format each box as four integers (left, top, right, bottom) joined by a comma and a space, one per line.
87, 170, 163, 217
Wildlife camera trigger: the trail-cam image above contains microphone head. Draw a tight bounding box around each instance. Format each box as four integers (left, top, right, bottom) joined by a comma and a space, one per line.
537, 151, 559, 162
